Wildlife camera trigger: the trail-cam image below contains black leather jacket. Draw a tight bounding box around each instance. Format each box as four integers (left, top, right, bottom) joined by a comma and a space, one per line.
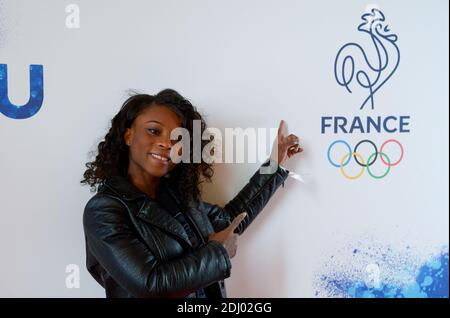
83, 160, 289, 298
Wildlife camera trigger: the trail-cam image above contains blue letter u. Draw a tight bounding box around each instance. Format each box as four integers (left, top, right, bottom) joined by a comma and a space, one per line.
0, 64, 44, 119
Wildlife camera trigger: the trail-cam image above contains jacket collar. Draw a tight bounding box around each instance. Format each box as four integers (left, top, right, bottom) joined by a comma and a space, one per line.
102, 175, 148, 201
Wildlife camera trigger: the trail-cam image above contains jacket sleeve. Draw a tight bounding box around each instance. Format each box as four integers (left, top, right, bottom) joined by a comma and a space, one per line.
203, 158, 290, 234
83, 194, 231, 298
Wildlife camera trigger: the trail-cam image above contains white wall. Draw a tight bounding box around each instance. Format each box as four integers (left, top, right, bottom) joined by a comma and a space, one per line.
0, 0, 448, 297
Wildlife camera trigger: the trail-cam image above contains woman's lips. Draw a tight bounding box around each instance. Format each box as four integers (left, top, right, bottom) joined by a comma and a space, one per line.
148, 152, 170, 165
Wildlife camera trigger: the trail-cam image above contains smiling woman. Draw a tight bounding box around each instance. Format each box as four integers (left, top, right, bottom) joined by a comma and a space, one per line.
80, 89, 302, 298
124, 105, 184, 198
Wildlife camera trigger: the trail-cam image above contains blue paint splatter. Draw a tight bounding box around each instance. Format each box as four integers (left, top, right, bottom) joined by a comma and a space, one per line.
317, 250, 448, 298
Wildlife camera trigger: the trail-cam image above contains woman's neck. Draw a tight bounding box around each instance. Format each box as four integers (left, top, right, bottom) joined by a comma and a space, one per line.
127, 165, 160, 199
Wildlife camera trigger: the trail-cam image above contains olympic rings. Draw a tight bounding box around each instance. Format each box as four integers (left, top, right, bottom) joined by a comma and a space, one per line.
327, 139, 404, 179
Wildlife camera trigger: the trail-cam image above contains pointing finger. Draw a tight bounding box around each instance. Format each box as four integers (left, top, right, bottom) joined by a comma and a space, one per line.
278, 120, 287, 138
227, 212, 247, 233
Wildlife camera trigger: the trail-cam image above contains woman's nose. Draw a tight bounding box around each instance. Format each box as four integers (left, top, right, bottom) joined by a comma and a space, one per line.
157, 136, 172, 149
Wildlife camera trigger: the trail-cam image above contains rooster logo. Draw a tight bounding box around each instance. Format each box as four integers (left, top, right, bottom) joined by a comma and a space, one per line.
334, 8, 400, 110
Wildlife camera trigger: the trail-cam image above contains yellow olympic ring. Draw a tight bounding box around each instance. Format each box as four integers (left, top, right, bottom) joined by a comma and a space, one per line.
339, 152, 365, 180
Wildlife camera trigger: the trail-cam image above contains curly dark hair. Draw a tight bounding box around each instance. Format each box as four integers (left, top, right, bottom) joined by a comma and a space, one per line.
81, 88, 214, 207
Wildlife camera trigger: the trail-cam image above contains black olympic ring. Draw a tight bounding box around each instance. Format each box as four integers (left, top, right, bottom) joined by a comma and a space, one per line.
353, 139, 378, 167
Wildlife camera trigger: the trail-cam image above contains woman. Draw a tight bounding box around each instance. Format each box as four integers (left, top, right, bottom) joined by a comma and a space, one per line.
81, 89, 302, 298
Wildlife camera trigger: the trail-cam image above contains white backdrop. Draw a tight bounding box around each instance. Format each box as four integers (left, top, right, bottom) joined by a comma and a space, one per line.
0, 0, 448, 297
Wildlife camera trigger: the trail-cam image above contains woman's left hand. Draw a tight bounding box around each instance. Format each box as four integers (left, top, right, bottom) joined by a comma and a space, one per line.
277, 120, 303, 165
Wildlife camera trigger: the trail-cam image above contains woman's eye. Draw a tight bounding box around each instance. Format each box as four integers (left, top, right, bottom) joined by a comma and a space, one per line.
147, 128, 159, 135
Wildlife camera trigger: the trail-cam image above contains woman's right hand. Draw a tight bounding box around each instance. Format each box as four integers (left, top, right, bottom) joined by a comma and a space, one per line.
208, 212, 247, 258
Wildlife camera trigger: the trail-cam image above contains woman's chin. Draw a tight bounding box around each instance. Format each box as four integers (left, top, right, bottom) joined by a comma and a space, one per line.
145, 168, 167, 178
145, 163, 174, 178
